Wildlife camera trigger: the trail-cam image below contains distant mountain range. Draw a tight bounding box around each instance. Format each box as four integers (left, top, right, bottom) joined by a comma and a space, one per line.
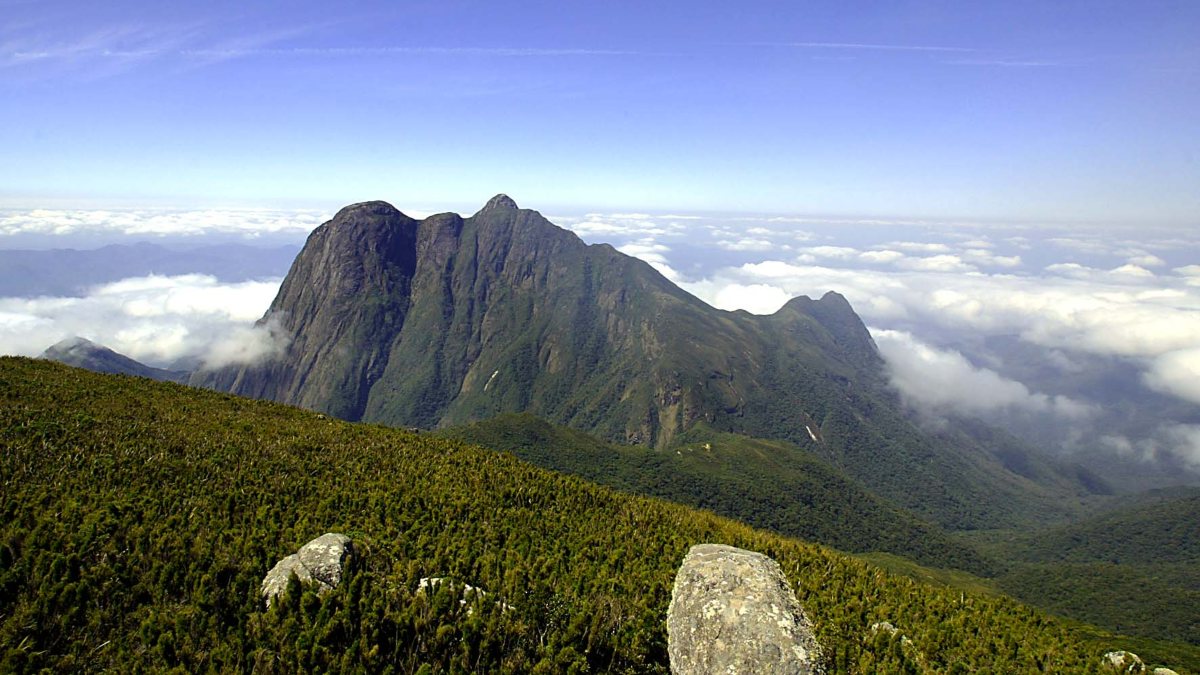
191, 195, 1104, 531
0, 242, 299, 296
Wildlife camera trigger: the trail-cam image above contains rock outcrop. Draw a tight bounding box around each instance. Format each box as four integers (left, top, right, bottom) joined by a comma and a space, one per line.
261, 533, 354, 606
1102, 650, 1146, 674
667, 544, 823, 674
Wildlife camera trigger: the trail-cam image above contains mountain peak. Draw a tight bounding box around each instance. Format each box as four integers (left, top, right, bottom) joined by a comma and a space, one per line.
331, 200, 403, 222
44, 335, 99, 356
480, 194, 519, 213
41, 336, 189, 383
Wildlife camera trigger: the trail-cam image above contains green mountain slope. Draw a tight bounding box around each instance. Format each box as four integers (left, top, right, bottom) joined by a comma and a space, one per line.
437, 413, 991, 574
3, 357, 1184, 672
193, 195, 1100, 531
1001, 493, 1200, 565
963, 493, 1200, 646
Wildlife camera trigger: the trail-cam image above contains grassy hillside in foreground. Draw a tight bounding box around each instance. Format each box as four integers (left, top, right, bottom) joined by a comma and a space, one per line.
1, 358, 1195, 673
437, 414, 991, 575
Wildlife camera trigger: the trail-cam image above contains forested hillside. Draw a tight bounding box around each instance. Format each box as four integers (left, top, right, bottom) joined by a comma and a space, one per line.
1, 358, 1186, 672
965, 494, 1200, 648
437, 414, 990, 574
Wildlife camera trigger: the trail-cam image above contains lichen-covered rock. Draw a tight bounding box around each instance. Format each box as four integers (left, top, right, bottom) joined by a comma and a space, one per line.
1151, 668, 1180, 675
1102, 650, 1146, 674
667, 543, 823, 674
261, 533, 354, 606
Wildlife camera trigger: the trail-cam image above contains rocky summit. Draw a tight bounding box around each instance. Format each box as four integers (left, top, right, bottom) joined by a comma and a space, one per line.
192, 195, 879, 449
667, 544, 824, 674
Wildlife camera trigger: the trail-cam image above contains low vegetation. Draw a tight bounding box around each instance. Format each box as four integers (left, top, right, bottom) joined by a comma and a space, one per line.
1, 358, 1193, 672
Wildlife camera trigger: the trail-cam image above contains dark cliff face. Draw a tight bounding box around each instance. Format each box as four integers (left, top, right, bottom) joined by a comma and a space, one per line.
193, 194, 878, 446
194, 201, 419, 419
193, 195, 1096, 529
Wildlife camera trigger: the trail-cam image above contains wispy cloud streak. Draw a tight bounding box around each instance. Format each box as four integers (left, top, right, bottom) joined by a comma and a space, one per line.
945, 59, 1079, 68
748, 41, 974, 53
180, 46, 640, 59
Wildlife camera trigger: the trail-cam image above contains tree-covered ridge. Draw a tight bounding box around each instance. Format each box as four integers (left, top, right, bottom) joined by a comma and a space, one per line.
960, 492, 1200, 649
997, 492, 1200, 565
0, 358, 1188, 673
436, 413, 991, 575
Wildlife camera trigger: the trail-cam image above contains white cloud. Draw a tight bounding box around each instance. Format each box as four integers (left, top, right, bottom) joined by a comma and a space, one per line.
896, 254, 977, 273
680, 254, 1200, 392
859, 250, 906, 264
1111, 264, 1155, 279
717, 238, 776, 252
709, 284, 792, 315
1174, 265, 1200, 287
961, 248, 1022, 268
0, 207, 329, 238
0, 274, 283, 367
565, 214, 686, 239
1102, 426, 1200, 467
801, 245, 860, 260
872, 329, 1093, 418
202, 313, 289, 369
1127, 253, 1166, 267
1048, 236, 1115, 256
882, 241, 952, 254
1165, 425, 1200, 466
616, 241, 682, 281
1144, 348, 1200, 405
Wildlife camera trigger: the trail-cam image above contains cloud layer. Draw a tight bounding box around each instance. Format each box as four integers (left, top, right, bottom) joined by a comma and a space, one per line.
873, 329, 1093, 419
0, 274, 284, 368
0, 207, 329, 239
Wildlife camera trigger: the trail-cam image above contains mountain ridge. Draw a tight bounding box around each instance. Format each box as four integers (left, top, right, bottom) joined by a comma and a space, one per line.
193, 195, 1101, 530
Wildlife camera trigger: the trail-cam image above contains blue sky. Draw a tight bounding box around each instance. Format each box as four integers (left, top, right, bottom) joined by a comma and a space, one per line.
1, 0, 1197, 223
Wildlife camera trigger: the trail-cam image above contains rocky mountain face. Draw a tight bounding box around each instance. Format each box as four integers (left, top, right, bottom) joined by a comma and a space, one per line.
194, 195, 1099, 529
194, 195, 878, 442
42, 337, 189, 383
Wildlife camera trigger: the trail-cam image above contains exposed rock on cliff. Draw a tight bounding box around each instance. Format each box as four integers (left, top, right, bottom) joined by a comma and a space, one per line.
667, 544, 823, 674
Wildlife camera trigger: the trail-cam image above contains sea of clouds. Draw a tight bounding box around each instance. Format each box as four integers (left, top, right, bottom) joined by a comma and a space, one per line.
1, 204, 1197, 465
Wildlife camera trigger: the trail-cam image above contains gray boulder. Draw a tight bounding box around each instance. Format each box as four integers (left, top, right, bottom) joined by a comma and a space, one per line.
1102, 651, 1146, 674
262, 533, 354, 606
667, 543, 824, 674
